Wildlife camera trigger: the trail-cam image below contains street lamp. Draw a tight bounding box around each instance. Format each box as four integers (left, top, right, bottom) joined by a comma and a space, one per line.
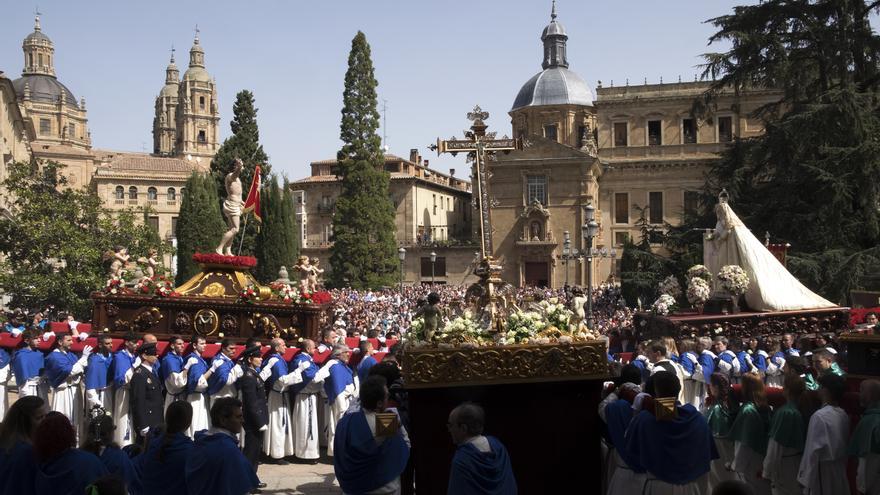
430, 251, 437, 285
398, 247, 406, 292
562, 230, 571, 287
582, 204, 600, 330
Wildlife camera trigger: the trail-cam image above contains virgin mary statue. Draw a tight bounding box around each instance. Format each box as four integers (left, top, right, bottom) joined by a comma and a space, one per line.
703, 192, 834, 312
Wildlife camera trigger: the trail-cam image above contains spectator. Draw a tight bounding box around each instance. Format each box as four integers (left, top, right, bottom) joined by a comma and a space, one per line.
136, 401, 194, 495
847, 379, 880, 495
446, 401, 516, 495
797, 374, 850, 495
81, 411, 139, 493
33, 411, 108, 495
600, 365, 645, 494
763, 373, 806, 495
185, 397, 259, 495
0, 395, 48, 494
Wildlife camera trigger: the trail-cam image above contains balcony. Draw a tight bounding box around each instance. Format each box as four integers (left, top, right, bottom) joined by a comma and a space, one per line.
516, 231, 556, 247
127, 199, 138, 205
317, 203, 335, 214
599, 142, 726, 160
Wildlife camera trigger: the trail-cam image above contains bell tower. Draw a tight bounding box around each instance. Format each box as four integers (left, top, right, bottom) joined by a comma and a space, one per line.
175, 28, 219, 164
153, 47, 179, 156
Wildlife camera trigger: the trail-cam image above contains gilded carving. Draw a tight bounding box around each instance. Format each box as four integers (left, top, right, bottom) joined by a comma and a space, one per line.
133, 307, 163, 331
400, 341, 608, 388
193, 309, 220, 335
201, 282, 226, 297
220, 314, 238, 336
174, 311, 192, 333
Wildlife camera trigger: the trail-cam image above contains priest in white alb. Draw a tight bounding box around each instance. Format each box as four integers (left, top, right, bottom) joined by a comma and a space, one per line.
315, 344, 357, 457
798, 374, 850, 495
290, 339, 322, 461
262, 337, 310, 461
45, 334, 92, 438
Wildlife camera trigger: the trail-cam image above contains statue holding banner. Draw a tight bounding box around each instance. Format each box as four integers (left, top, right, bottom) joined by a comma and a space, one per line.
216, 158, 244, 256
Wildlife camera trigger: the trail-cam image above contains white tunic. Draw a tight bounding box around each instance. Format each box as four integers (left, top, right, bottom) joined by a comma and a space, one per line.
113, 356, 135, 447
732, 441, 771, 495
163, 355, 188, 413
315, 359, 358, 457
292, 380, 323, 460
640, 474, 708, 495
762, 439, 802, 495
798, 405, 850, 495
50, 349, 88, 441
0, 363, 9, 423
186, 371, 210, 438
263, 360, 305, 459
857, 453, 880, 495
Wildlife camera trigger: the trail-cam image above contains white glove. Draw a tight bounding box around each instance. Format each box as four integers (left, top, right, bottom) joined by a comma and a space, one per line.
184, 357, 198, 371
298, 360, 311, 371
140, 427, 149, 436
77, 332, 89, 341
264, 357, 278, 371
82, 345, 93, 358
684, 353, 698, 365
259, 424, 268, 432
210, 360, 223, 372
133, 357, 142, 369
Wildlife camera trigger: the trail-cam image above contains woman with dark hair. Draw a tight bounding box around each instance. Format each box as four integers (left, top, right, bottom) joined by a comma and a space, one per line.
705, 372, 738, 489
33, 411, 108, 495
81, 410, 140, 493
0, 395, 48, 493
135, 401, 194, 495
763, 373, 806, 495
728, 373, 772, 495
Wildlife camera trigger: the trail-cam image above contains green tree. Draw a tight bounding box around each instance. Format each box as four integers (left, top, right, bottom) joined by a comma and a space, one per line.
282, 178, 300, 267
210, 90, 270, 256
691, 0, 880, 303
619, 206, 673, 308
254, 177, 286, 282
329, 32, 398, 289
175, 171, 225, 285
0, 161, 162, 318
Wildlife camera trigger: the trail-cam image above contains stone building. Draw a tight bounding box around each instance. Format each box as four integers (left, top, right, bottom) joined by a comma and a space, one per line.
0, 72, 35, 218
485, 5, 780, 288
292, 151, 477, 285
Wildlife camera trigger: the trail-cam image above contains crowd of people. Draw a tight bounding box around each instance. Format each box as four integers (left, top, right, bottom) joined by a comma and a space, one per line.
600, 332, 880, 495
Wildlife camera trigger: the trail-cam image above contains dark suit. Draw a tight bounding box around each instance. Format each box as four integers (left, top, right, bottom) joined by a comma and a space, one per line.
130, 364, 164, 445
238, 365, 269, 472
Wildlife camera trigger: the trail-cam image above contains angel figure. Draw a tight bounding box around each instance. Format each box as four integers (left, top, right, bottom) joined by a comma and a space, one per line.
104, 246, 130, 278
293, 256, 312, 292
307, 258, 324, 292
137, 248, 159, 280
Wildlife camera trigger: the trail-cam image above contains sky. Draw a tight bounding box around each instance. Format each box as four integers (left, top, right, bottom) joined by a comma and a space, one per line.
0, 0, 754, 180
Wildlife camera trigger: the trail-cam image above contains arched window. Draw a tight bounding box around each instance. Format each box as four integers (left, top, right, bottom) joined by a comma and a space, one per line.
147, 187, 158, 201
128, 186, 138, 200
167, 187, 176, 201
114, 186, 124, 200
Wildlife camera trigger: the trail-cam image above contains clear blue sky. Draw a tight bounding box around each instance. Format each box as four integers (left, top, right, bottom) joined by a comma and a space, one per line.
1, 0, 754, 179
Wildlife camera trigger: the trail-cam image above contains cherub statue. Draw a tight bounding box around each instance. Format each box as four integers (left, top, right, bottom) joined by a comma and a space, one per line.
137, 248, 159, 280
308, 258, 324, 292
293, 256, 312, 292
104, 246, 130, 278
414, 292, 443, 341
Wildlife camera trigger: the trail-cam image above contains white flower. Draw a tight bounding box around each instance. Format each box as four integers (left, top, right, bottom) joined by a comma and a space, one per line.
686, 277, 711, 305
658, 276, 682, 298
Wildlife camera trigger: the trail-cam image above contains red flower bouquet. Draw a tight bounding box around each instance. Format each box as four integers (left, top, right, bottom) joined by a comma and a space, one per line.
193, 252, 257, 268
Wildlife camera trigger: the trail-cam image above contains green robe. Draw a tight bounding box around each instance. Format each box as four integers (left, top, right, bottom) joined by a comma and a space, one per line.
768, 401, 805, 451
848, 403, 880, 457
729, 402, 770, 455
706, 403, 736, 438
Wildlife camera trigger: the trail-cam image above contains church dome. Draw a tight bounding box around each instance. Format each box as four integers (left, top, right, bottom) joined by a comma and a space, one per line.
182, 66, 211, 83
183, 33, 211, 82
512, 67, 593, 110
542, 18, 566, 38
24, 29, 51, 43
12, 74, 80, 109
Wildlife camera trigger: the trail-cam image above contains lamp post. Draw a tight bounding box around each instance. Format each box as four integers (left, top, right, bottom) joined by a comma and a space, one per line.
592, 246, 619, 283
562, 230, 571, 287
430, 251, 437, 285
398, 247, 406, 292
582, 204, 600, 330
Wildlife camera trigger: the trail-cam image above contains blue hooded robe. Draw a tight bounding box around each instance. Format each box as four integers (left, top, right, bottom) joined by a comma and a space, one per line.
85, 352, 112, 393
111, 349, 136, 388
185, 430, 258, 495
134, 431, 193, 495
34, 448, 108, 495
447, 435, 517, 495
604, 398, 644, 473
206, 353, 235, 396
333, 409, 410, 494
357, 355, 378, 383
698, 350, 716, 384
98, 445, 141, 494
184, 353, 208, 394
0, 440, 39, 494
12, 347, 44, 387
0, 348, 10, 370
289, 352, 318, 396
45, 350, 78, 389
325, 360, 355, 403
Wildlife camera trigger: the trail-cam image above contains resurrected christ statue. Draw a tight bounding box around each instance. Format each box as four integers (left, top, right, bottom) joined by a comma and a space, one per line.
216, 158, 244, 256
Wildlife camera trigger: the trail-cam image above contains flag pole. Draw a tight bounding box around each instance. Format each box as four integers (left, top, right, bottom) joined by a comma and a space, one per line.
236, 212, 249, 256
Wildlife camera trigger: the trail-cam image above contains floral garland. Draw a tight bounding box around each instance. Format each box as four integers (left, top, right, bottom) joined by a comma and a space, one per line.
238, 284, 260, 304
686, 277, 711, 306
717, 265, 750, 296
133, 275, 178, 298
658, 275, 682, 298
686, 265, 713, 284
266, 283, 332, 305
536, 298, 575, 332
651, 294, 678, 316
192, 252, 257, 268
101, 276, 128, 296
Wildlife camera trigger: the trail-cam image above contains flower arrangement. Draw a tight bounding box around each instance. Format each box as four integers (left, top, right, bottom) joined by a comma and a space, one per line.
504, 311, 546, 345
101, 276, 128, 296
686, 265, 713, 284
658, 275, 682, 298
686, 277, 711, 306
192, 252, 257, 268
268, 282, 300, 304
651, 294, 678, 316
309, 290, 332, 305
537, 298, 575, 332
133, 276, 178, 298
238, 284, 260, 304
717, 265, 749, 296
430, 312, 490, 347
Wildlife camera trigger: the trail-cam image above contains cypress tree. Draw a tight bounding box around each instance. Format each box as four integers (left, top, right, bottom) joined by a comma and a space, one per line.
175, 172, 225, 285
282, 178, 300, 266
210, 90, 270, 256
255, 177, 284, 282
329, 32, 398, 289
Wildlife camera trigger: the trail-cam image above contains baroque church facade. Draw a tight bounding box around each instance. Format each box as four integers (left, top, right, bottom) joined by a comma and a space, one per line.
488, 5, 779, 288
2, 15, 220, 272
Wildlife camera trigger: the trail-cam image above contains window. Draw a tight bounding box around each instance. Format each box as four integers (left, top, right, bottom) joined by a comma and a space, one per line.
28, 54, 33, 67
613, 122, 628, 147
526, 175, 547, 205
433, 194, 437, 215
385, 163, 399, 173
682, 118, 697, 144
649, 192, 664, 224
38, 53, 43, 66
322, 224, 333, 243
614, 231, 630, 246
167, 187, 176, 202
648, 120, 662, 146
543, 124, 558, 142
577, 125, 587, 148
148, 216, 159, 233
447, 197, 451, 210
128, 186, 138, 200
147, 187, 158, 201
68, 123, 75, 139
171, 216, 178, 237
39, 118, 51, 135
197, 130, 207, 143
421, 256, 447, 277
614, 193, 629, 224
683, 190, 700, 217
718, 116, 733, 142
199, 96, 205, 110
440, 195, 444, 210
114, 186, 124, 200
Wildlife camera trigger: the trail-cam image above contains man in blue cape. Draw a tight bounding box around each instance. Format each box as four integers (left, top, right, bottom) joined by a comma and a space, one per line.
12, 330, 46, 399
185, 397, 259, 495
85, 335, 114, 414
111, 332, 139, 446
446, 402, 517, 495
0, 346, 10, 420
206, 338, 242, 399
45, 333, 91, 436
161, 335, 188, 412
600, 365, 645, 494
356, 340, 377, 383
185, 335, 219, 436
334, 375, 410, 494
622, 371, 716, 494
290, 339, 322, 461
315, 343, 358, 456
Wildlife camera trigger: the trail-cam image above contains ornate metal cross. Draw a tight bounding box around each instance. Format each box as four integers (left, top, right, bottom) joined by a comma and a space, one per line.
430, 106, 522, 260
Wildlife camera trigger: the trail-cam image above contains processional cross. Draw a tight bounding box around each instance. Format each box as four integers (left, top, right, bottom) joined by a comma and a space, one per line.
430, 106, 523, 331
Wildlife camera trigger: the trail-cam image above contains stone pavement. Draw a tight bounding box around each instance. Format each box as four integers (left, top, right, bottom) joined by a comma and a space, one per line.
257, 457, 341, 494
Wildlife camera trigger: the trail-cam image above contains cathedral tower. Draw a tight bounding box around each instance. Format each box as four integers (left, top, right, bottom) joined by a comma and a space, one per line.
174, 30, 219, 163
153, 48, 179, 156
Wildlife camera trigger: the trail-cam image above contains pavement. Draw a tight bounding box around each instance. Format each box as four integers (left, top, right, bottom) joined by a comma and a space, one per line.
257, 457, 341, 494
